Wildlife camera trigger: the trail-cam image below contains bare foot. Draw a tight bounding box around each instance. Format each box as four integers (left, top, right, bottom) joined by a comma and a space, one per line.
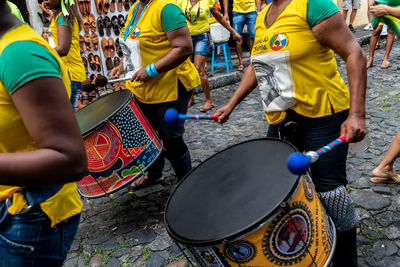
200, 101, 215, 112
366, 58, 373, 69
372, 167, 398, 180
188, 97, 196, 108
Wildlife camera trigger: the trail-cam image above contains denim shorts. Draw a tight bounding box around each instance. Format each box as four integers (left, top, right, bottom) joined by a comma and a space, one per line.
267, 109, 349, 192
232, 11, 257, 39
70, 81, 82, 110
0, 203, 80, 266
191, 33, 209, 56
342, 0, 360, 10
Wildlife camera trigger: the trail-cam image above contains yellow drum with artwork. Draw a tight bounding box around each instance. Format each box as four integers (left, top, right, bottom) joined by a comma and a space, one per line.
164, 138, 336, 266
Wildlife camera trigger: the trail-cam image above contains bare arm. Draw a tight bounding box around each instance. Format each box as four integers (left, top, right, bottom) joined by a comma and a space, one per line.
54, 24, 72, 57
0, 77, 87, 187
369, 4, 400, 18
256, 0, 261, 12
211, 6, 242, 41
312, 12, 366, 143
131, 26, 193, 82
222, 0, 230, 21
214, 65, 258, 123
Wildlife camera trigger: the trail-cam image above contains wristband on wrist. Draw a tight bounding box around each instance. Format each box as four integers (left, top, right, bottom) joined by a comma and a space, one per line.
150, 63, 160, 76
146, 65, 155, 78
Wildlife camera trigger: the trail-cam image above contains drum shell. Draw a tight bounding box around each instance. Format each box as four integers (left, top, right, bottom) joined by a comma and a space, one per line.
76, 92, 162, 198
186, 174, 336, 267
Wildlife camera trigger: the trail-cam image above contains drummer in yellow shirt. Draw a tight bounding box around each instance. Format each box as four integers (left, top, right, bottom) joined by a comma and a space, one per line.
223, 0, 260, 71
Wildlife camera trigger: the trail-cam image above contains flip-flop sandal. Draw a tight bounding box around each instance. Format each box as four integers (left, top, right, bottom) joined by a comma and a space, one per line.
91, 33, 99, 51
94, 55, 102, 72
79, 35, 85, 53
103, 16, 112, 36
237, 64, 244, 71
85, 0, 91, 14
381, 61, 390, 69
118, 14, 125, 27
89, 14, 97, 32
84, 33, 92, 51
82, 14, 90, 33
103, 0, 110, 14
95, 0, 103, 14
110, 0, 116, 12
88, 53, 97, 71
114, 56, 120, 68
117, 0, 123, 12
111, 16, 120, 36
370, 176, 400, 184
115, 38, 123, 57
81, 57, 88, 72
105, 57, 114, 70
200, 103, 215, 112
97, 16, 104, 37
78, 0, 86, 14
123, 0, 130, 11
108, 37, 116, 58
130, 175, 165, 191
101, 37, 110, 58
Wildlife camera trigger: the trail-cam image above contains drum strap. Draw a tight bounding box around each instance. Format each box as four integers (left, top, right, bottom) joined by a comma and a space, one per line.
318, 185, 358, 233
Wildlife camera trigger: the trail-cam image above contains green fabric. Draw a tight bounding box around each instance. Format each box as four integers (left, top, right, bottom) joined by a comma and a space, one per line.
373, 0, 400, 38
56, 13, 74, 27
161, 3, 187, 32
306, 0, 339, 27
0, 41, 61, 94
7, 1, 24, 22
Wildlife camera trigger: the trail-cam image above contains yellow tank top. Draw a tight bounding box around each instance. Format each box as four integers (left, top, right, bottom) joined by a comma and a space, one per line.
251, 0, 349, 124
120, 0, 200, 103
177, 0, 215, 36
50, 13, 86, 83
0, 25, 82, 227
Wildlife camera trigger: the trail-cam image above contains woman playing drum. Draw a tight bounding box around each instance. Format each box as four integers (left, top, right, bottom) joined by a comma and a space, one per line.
215, 0, 367, 265
110, 0, 200, 188
0, 2, 87, 265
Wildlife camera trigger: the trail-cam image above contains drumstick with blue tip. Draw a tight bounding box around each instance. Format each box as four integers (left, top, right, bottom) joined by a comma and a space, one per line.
287, 135, 347, 175
164, 108, 219, 123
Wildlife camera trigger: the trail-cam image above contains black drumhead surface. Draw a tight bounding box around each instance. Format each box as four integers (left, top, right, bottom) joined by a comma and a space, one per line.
165, 138, 298, 245
75, 90, 131, 135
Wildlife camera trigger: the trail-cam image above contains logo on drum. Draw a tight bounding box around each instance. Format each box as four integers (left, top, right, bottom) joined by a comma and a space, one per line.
224, 240, 257, 264
262, 202, 314, 265
303, 175, 314, 201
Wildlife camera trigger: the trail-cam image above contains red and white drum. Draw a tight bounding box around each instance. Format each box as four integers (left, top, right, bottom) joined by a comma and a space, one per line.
75, 90, 162, 198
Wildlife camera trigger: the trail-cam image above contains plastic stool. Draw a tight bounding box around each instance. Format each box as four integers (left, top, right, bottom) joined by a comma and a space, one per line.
211, 41, 233, 74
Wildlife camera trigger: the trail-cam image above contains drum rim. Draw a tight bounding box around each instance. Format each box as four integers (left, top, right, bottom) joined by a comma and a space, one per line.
76, 90, 132, 137
164, 137, 301, 247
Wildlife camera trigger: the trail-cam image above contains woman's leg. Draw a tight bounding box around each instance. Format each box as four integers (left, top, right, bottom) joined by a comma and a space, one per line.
193, 54, 214, 112
367, 24, 383, 68
381, 27, 395, 69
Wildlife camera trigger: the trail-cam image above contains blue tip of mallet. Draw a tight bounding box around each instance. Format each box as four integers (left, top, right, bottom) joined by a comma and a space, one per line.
164, 108, 179, 123
287, 152, 311, 175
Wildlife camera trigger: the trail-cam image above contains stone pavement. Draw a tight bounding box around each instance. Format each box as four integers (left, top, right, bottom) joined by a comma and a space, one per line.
65, 25, 400, 267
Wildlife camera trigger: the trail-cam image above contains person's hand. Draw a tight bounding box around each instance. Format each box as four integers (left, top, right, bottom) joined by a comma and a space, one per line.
234, 33, 243, 44
131, 67, 151, 83
109, 67, 120, 79
340, 113, 367, 143
223, 14, 230, 23
369, 4, 389, 17
214, 103, 234, 124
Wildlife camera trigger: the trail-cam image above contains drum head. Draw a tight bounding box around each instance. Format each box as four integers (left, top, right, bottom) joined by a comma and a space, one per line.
76, 90, 131, 136
165, 138, 299, 246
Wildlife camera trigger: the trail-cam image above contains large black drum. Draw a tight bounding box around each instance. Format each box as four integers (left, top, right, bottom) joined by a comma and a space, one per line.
165, 138, 336, 266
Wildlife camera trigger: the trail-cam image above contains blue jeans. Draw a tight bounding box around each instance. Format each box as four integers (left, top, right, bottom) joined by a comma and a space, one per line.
191, 33, 209, 56
232, 11, 257, 39
267, 109, 349, 192
0, 202, 80, 267
70, 81, 81, 110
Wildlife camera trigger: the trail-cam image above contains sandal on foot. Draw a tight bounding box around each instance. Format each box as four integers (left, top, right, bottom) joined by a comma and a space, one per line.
370, 175, 400, 184
381, 61, 390, 69
237, 64, 244, 71
200, 102, 215, 112
130, 175, 165, 191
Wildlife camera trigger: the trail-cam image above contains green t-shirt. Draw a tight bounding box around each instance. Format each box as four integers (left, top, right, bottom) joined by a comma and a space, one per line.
0, 41, 61, 94
161, 3, 187, 32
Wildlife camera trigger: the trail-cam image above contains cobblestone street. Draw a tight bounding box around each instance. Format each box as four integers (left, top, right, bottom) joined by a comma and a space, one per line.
65, 31, 400, 267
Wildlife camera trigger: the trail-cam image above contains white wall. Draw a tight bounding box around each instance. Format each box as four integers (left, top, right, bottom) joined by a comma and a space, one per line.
335, 0, 369, 26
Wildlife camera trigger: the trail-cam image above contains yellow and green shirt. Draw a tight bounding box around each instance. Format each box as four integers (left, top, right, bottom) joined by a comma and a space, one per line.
120, 0, 200, 104
177, 0, 215, 36
0, 24, 82, 227
251, 0, 350, 125
50, 13, 86, 83
233, 0, 256, 13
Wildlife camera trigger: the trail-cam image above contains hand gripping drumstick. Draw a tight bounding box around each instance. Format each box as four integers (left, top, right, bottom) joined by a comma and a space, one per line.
287, 135, 347, 175
164, 108, 219, 123
94, 75, 131, 86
